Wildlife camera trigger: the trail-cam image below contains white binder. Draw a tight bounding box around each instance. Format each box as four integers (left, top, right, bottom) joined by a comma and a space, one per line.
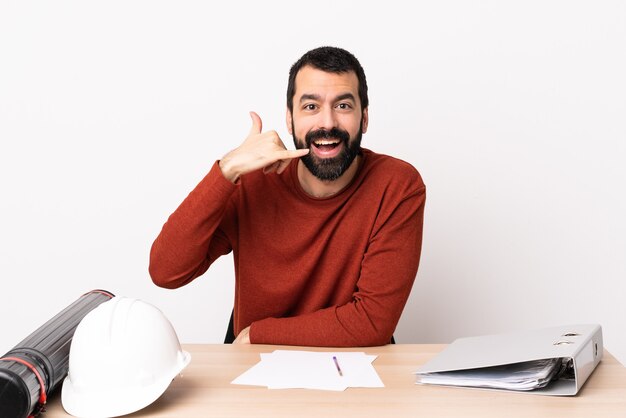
415, 324, 603, 395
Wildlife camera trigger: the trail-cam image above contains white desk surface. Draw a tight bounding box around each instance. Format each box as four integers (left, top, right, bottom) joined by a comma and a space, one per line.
42, 344, 626, 418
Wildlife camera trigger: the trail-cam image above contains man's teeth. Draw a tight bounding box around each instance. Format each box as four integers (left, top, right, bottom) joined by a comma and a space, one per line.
314, 140, 339, 146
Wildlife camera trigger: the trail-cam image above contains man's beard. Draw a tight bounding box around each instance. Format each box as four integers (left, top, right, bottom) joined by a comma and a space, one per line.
292, 121, 363, 182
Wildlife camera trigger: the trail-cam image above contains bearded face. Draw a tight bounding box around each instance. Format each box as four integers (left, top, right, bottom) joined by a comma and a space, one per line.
288, 66, 367, 182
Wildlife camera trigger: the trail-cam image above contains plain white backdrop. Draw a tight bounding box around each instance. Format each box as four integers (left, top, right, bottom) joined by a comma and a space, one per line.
1, 1, 625, 364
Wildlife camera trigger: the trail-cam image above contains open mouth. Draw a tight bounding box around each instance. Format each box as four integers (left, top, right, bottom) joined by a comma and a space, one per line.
312, 139, 341, 152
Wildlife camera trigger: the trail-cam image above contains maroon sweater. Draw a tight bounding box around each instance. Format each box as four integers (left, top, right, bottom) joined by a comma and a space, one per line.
150, 149, 426, 346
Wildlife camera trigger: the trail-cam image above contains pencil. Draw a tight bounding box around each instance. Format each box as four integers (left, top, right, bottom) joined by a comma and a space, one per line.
333, 356, 343, 376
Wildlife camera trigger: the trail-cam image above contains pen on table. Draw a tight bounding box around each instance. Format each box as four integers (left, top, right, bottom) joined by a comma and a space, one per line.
333, 356, 343, 376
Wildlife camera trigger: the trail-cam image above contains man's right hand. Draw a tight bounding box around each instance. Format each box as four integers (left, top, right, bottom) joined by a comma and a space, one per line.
218, 111, 309, 183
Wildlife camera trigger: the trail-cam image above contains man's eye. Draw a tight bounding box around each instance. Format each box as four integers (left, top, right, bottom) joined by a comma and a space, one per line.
337, 103, 352, 110
304, 104, 317, 110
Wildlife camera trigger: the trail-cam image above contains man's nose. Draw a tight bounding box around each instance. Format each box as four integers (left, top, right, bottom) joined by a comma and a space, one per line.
316, 106, 337, 131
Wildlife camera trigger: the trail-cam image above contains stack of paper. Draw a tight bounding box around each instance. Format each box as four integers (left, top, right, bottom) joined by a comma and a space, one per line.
231, 350, 384, 391
415, 358, 565, 391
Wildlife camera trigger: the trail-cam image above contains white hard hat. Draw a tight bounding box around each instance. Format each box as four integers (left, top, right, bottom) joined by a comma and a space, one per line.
62, 297, 191, 418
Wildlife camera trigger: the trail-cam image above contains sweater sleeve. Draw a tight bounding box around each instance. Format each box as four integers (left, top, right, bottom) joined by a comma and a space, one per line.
250, 176, 426, 347
149, 161, 237, 289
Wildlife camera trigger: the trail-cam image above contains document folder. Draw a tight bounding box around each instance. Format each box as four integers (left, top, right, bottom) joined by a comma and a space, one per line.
415, 324, 603, 395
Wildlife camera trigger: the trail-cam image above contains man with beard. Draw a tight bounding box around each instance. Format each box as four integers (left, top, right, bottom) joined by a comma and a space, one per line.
149, 47, 426, 346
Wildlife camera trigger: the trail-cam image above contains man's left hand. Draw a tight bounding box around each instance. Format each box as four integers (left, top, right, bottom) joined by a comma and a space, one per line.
233, 326, 251, 344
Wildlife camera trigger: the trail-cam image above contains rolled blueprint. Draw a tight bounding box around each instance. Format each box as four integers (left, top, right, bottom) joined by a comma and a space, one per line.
0, 289, 114, 418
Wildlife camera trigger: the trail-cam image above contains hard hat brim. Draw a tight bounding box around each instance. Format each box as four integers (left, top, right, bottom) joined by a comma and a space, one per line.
61, 350, 191, 418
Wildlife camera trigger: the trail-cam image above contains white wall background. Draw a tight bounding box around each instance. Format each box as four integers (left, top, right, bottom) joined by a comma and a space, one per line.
1, 1, 625, 364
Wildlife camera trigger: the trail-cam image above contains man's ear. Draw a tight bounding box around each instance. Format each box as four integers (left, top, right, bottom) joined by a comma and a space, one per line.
361, 107, 369, 134
286, 108, 293, 135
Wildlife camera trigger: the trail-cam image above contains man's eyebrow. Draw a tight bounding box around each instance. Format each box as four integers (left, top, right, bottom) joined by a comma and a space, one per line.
335, 93, 356, 102
298, 92, 356, 103
299, 94, 321, 103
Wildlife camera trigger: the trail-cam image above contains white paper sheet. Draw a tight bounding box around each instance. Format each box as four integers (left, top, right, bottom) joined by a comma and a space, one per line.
231, 350, 384, 391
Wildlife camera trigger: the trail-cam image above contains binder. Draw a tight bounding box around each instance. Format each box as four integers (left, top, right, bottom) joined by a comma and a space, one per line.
415, 324, 603, 395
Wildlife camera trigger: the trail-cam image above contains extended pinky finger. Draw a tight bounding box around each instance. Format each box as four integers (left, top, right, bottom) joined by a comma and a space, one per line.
282, 148, 310, 159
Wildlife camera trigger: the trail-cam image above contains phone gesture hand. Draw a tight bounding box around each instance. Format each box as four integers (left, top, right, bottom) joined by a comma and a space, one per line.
219, 112, 309, 183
